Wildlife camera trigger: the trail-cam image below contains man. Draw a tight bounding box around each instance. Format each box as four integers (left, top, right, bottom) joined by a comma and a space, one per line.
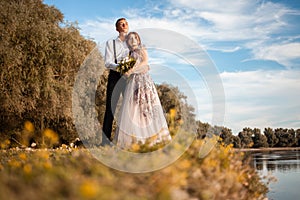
102, 18, 129, 145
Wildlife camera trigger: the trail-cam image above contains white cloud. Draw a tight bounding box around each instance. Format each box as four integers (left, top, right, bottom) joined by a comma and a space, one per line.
251, 42, 300, 68
79, 0, 300, 68
220, 70, 300, 133
168, 0, 257, 13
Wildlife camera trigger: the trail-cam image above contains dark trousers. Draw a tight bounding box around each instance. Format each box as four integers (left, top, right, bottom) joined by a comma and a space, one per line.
102, 70, 126, 142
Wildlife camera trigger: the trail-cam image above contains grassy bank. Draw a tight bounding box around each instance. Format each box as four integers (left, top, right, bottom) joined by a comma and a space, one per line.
0, 140, 268, 200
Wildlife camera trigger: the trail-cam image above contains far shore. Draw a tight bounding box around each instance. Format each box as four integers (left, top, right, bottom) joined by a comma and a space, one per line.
235, 146, 300, 152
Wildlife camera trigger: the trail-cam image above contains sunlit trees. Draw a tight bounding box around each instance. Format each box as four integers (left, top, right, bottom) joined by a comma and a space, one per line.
263, 127, 278, 147
252, 128, 268, 148
196, 121, 211, 139
296, 129, 300, 147
0, 0, 95, 143
275, 128, 297, 147
219, 127, 235, 146
238, 128, 254, 148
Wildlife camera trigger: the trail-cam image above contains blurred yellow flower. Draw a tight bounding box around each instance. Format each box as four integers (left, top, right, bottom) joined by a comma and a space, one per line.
8, 159, 21, 168
24, 121, 34, 132
169, 108, 176, 118
23, 164, 32, 175
19, 153, 27, 161
36, 150, 50, 160
0, 139, 10, 149
43, 128, 59, 144
43, 161, 52, 170
178, 160, 191, 170
131, 143, 140, 152
80, 181, 99, 199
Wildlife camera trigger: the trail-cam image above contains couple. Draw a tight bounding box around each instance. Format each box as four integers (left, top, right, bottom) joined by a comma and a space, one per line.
102, 18, 171, 149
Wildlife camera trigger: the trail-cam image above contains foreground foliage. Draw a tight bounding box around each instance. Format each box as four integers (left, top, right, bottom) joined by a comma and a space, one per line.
0, 140, 268, 200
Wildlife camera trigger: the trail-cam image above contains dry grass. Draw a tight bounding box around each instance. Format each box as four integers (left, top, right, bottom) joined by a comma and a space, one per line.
0, 138, 268, 200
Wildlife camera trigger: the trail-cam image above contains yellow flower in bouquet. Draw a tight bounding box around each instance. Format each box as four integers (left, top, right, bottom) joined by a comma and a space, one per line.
116, 56, 136, 74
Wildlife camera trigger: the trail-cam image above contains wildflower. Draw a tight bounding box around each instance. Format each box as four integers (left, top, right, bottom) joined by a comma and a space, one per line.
43, 128, 59, 145
19, 153, 27, 161
169, 108, 176, 118
24, 121, 34, 132
0, 139, 10, 149
131, 143, 140, 152
36, 150, 50, 160
8, 159, 21, 169
80, 181, 99, 199
23, 164, 32, 175
43, 161, 52, 170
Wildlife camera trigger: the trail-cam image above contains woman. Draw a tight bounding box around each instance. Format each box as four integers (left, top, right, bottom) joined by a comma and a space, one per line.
114, 32, 171, 149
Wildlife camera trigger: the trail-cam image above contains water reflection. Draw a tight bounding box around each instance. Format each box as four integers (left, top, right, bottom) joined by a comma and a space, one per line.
251, 150, 300, 172
248, 149, 300, 200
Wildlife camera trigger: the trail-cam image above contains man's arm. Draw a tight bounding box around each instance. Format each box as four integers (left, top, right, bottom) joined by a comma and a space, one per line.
104, 40, 118, 70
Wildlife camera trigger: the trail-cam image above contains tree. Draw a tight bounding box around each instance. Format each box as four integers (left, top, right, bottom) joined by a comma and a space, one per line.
232, 136, 241, 148
0, 0, 95, 144
156, 83, 196, 133
196, 121, 211, 139
238, 128, 254, 148
296, 129, 300, 147
274, 128, 296, 147
263, 127, 278, 147
252, 128, 268, 148
219, 127, 234, 146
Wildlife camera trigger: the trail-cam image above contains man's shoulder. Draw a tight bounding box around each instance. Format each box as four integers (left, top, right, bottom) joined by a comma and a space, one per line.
106, 37, 119, 46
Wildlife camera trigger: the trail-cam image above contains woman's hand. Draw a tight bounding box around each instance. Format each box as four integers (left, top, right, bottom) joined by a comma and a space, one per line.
124, 68, 133, 77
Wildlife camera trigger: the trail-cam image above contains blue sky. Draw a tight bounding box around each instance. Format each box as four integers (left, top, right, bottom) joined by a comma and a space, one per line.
44, 0, 300, 134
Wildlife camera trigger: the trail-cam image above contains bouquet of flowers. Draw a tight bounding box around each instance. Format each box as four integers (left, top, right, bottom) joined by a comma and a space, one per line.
116, 56, 136, 74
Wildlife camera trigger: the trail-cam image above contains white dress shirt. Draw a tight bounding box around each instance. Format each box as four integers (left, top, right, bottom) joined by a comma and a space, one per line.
104, 37, 129, 71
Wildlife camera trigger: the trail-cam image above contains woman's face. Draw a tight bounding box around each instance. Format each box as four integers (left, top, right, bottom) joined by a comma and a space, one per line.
127, 34, 139, 50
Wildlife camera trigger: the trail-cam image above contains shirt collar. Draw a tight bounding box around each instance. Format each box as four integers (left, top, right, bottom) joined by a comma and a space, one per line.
115, 35, 127, 42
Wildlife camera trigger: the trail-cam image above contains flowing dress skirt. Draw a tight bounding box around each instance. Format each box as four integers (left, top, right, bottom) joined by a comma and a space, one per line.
114, 72, 171, 149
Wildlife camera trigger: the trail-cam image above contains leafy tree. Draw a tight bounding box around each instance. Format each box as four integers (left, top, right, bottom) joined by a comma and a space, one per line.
287, 129, 297, 147
296, 129, 300, 147
252, 128, 268, 148
196, 121, 211, 139
263, 127, 278, 147
156, 83, 196, 133
232, 136, 241, 148
238, 127, 254, 148
219, 127, 234, 146
274, 128, 296, 147
0, 0, 95, 144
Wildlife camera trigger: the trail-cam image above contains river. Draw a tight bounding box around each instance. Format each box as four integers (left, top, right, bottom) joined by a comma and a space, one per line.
249, 149, 300, 200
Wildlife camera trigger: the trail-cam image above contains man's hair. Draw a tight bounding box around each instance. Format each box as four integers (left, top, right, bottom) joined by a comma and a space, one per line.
115, 18, 127, 27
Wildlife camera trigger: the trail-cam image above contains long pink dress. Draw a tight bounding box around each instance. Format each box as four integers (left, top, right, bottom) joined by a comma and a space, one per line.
113, 48, 171, 149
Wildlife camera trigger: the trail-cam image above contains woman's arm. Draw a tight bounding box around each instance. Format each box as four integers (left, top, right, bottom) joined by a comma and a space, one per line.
129, 48, 149, 74
125, 48, 149, 76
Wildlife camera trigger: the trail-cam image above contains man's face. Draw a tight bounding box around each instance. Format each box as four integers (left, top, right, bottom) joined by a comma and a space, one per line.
116, 19, 128, 33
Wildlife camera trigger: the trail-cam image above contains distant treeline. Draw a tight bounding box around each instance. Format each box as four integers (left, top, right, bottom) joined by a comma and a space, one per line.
198, 125, 300, 148
222, 127, 300, 148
